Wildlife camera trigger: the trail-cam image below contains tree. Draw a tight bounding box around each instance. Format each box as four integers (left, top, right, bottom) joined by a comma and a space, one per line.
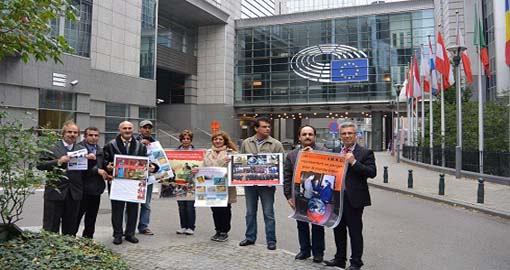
0, 111, 62, 241
0, 0, 76, 63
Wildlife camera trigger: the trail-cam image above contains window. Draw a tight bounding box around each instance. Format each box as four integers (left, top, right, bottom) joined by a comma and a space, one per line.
140, 0, 157, 79
51, 0, 92, 57
38, 89, 76, 130
104, 103, 129, 142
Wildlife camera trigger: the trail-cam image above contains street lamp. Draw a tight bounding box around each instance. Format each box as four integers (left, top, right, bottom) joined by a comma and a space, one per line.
447, 11, 467, 178
394, 83, 403, 163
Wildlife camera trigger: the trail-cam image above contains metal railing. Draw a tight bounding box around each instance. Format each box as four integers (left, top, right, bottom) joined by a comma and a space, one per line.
402, 146, 510, 177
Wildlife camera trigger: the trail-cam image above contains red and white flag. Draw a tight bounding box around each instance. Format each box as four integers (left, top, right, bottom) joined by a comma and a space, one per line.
413, 54, 422, 98
435, 32, 455, 89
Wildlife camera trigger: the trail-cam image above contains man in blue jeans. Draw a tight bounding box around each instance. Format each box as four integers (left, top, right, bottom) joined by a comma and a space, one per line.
137, 120, 157, 235
238, 117, 284, 250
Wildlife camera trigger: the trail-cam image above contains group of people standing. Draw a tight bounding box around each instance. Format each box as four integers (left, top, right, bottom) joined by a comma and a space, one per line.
38, 116, 376, 270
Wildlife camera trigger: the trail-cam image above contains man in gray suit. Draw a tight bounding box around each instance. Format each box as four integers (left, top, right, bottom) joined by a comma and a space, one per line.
37, 121, 95, 235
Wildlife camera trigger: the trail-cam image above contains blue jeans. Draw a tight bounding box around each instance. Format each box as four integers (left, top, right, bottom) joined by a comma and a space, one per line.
297, 220, 325, 256
244, 186, 276, 244
138, 184, 153, 232
177, 200, 196, 230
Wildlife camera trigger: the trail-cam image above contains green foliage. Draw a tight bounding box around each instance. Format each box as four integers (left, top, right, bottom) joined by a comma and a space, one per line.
0, 0, 77, 63
0, 111, 62, 225
423, 89, 510, 151
0, 230, 129, 270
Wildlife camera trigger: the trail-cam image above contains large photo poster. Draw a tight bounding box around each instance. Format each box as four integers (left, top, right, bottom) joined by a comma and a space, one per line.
194, 167, 228, 207
228, 153, 283, 186
165, 150, 204, 200
110, 155, 149, 203
147, 142, 174, 183
290, 151, 347, 228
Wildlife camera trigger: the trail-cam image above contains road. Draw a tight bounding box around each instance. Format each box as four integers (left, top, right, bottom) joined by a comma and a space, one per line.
18, 187, 510, 270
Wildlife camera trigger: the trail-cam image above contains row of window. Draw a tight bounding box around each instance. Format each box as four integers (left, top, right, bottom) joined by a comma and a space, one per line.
38, 89, 155, 142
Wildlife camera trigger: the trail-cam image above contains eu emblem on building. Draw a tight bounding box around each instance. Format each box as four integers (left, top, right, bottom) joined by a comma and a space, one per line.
331, 59, 369, 82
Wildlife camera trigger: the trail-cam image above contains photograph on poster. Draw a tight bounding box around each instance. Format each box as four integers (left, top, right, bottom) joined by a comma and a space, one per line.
228, 153, 283, 186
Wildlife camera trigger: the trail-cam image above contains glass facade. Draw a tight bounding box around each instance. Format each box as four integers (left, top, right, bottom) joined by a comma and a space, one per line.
157, 19, 198, 56
140, 0, 157, 79
285, 0, 409, 14
242, 0, 276, 19
38, 89, 76, 130
104, 103, 129, 142
235, 9, 434, 105
51, 0, 92, 57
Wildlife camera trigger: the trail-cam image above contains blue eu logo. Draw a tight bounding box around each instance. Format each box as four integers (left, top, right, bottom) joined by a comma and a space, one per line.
331, 59, 369, 82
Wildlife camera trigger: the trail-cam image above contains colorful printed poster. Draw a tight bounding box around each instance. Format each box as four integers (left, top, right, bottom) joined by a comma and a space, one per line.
228, 153, 283, 186
165, 150, 205, 200
290, 151, 347, 228
67, 148, 88, 171
194, 167, 228, 207
146, 141, 174, 184
110, 155, 149, 203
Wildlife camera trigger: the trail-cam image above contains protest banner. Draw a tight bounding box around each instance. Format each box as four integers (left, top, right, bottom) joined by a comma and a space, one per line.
228, 153, 283, 186
290, 151, 347, 228
67, 148, 88, 170
165, 150, 205, 200
146, 141, 173, 184
194, 167, 228, 207
110, 155, 149, 203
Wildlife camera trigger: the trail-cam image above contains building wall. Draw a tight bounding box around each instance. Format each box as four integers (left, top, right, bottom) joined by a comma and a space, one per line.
91, 0, 142, 76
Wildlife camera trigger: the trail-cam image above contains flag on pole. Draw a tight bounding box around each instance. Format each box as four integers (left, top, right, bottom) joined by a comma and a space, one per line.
428, 36, 439, 94
505, 0, 510, 66
406, 62, 413, 101
413, 54, 422, 98
456, 20, 473, 84
421, 46, 431, 92
436, 32, 455, 89
474, 4, 491, 77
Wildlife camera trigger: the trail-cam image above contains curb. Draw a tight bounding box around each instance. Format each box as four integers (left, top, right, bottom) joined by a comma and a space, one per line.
368, 182, 510, 220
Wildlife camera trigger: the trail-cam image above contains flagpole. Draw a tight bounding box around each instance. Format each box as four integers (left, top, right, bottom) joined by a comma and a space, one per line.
420, 44, 425, 148
476, 0, 484, 175
440, 73, 445, 167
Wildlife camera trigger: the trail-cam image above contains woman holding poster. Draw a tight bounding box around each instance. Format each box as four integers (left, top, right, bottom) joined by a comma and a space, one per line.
202, 131, 238, 242
175, 130, 197, 236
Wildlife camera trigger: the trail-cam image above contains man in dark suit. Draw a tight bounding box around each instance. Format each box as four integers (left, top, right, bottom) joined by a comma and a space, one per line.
37, 121, 93, 235
103, 121, 155, 245
74, 127, 110, 238
324, 122, 377, 270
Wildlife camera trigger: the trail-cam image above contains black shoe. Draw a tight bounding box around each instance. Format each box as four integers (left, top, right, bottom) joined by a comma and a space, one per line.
267, 243, 276, 250
324, 258, 346, 268
346, 266, 361, 270
239, 239, 255, 246
313, 255, 324, 263
113, 236, 122, 245
210, 232, 220, 241
125, 236, 139, 244
212, 232, 228, 242
294, 252, 311, 260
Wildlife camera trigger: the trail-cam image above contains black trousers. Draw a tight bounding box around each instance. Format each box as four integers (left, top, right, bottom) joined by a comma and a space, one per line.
211, 204, 231, 233
333, 194, 365, 268
111, 199, 138, 238
42, 194, 80, 236
177, 200, 196, 230
75, 194, 101, 238
297, 220, 325, 256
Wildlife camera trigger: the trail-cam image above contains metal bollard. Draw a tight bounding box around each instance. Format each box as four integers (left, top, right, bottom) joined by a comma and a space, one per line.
407, 169, 413, 188
383, 166, 388, 183
438, 174, 445, 195
477, 178, 484, 204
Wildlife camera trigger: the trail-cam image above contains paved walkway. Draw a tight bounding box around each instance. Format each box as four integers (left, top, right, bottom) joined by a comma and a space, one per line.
372, 152, 510, 218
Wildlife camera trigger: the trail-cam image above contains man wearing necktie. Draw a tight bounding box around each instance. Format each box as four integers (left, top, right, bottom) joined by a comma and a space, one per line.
103, 121, 156, 245
37, 121, 92, 235
324, 122, 377, 270
74, 127, 110, 238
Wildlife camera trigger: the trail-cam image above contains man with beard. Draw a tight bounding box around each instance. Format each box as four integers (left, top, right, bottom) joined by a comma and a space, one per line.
283, 125, 327, 263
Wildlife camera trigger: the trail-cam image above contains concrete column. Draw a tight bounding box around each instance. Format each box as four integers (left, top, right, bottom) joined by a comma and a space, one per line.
371, 111, 383, 151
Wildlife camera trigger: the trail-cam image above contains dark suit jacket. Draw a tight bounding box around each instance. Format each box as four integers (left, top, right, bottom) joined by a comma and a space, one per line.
78, 141, 106, 195
333, 144, 377, 208
37, 140, 86, 201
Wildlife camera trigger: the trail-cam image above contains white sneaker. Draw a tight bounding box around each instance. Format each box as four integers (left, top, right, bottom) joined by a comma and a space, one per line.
184, 228, 194, 235
176, 228, 187, 234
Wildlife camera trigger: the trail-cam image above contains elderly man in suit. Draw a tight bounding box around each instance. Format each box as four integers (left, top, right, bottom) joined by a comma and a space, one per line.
74, 127, 110, 238
324, 122, 377, 270
37, 121, 94, 235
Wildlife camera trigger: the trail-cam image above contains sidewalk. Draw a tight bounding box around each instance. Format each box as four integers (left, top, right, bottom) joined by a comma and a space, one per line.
372, 152, 510, 219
